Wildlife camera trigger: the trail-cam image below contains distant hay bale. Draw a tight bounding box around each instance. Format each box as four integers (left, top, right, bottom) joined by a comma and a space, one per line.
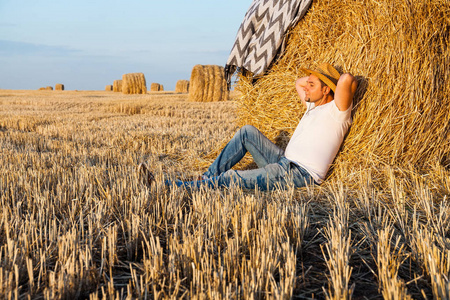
150, 83, 164, 92
122, 73, 147, 94
236, 0, 450, 181
113, 80, 122, 92
55, 84, 64, 91
38, 87, 45, 91
175, 80, 190, 93
45, 86, 53, 91
188, 65, 228, 102
105, 85, 113, 91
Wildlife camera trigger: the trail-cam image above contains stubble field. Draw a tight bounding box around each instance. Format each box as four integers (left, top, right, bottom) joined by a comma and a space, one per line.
1, 89, 449, 299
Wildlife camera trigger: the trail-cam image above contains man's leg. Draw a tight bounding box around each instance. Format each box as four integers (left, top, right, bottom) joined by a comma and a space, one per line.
203, 125, 284, 178
176, 157, 315, 191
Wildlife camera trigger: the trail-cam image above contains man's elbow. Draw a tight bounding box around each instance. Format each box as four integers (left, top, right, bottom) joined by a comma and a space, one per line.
339, 73, 358, 91
339, 73, 356, 84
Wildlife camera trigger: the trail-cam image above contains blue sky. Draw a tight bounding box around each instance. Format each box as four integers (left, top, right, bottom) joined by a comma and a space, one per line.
0, 0, 251, 91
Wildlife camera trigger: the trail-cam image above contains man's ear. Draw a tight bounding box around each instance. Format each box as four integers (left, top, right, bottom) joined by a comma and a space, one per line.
323, 85, 330, 95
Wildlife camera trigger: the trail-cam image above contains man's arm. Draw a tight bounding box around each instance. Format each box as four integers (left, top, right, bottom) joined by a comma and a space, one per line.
334, 73, 358, 111
295, 76, 309, 109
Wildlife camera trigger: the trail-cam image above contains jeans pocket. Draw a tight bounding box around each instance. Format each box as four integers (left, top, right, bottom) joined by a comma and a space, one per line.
290, 162, 315, 187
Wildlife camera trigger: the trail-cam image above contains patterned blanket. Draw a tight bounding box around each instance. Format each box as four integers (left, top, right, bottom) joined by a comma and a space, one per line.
225, 0, 313, 86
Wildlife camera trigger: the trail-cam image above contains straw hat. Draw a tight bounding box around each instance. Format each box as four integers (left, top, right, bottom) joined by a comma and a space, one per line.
300, 63, 341, 92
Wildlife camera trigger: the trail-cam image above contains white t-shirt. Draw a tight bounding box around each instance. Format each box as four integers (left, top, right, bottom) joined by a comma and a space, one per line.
284, 100, 352, 184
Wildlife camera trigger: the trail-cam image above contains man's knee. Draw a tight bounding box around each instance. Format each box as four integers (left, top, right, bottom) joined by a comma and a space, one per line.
239, 124, 258, 135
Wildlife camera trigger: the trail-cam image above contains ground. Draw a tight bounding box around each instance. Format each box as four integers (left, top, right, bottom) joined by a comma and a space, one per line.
1, 89, 447, 299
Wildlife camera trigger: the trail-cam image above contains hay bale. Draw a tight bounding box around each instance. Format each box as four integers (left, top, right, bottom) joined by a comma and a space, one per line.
55, 84, 64, 91
236, 0, 450, 179
229, 89, 242, 100
188, 65, 228, 102
45, 86, 53, 91
105, 85, 113, 91
150, 83, 164, 92
122, 73, 147, 94
175, 80, 189, 93
113, 80, 122, 92
38, 87, 45, 91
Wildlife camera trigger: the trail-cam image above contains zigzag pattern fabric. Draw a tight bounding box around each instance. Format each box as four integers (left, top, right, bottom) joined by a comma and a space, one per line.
225, 0, 312, 84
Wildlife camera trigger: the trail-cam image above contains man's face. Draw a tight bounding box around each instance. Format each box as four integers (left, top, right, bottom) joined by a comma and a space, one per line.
304, 74, 327, 103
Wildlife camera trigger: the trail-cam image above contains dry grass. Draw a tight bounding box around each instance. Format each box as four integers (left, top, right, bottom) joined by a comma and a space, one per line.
376, 227, 411, 299
188, 65, 229, 102
0, 89, 449, 299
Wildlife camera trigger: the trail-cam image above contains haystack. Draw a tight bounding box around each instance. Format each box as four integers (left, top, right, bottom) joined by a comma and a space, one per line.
105, 85, 113, 91
175, 80, 189, 93
236, 0, 450, 181
122, 73, 147, 94
113, 80, 122, 92
188, 65, 228, 102
150, 83, 164, 92
55, 84, 64, 91
45, 86, 53, 91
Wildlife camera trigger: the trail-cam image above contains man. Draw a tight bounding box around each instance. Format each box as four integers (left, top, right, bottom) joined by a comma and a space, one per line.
139, 63, 358, 190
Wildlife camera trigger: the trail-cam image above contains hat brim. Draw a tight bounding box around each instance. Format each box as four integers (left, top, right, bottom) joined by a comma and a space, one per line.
300, 68, 337, 92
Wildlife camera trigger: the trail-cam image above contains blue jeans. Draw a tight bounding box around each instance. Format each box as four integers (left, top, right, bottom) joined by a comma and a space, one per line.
171, 125, 315, 191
